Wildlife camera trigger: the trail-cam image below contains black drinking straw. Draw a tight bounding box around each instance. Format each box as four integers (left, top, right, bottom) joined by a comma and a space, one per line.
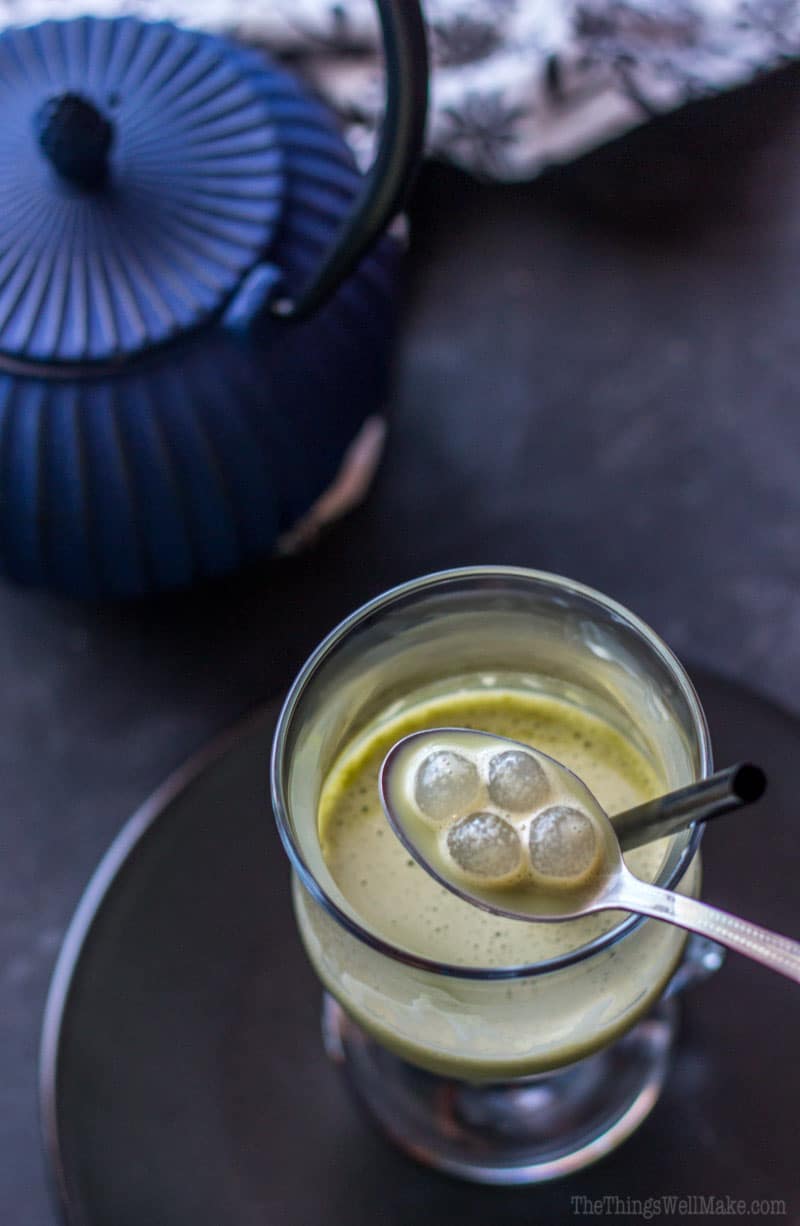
612, 763, 767, 852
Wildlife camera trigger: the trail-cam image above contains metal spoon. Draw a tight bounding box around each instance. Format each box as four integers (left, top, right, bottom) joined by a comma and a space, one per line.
379, 728, 800, 984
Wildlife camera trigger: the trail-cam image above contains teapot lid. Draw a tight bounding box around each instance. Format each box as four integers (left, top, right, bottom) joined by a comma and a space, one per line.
0, 17, 285, 366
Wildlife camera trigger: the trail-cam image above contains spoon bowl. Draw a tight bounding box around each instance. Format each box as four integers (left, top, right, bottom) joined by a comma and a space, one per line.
380, 726, 620, 922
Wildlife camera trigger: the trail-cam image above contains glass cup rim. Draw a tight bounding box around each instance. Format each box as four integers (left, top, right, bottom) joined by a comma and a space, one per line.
271, 566, 711, 982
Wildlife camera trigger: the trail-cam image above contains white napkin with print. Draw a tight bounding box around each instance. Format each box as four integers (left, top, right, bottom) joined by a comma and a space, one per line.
1, 0, 796, 178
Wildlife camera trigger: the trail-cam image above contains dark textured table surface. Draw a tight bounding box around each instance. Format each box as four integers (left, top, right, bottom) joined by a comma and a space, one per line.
4, 67, 800, 1224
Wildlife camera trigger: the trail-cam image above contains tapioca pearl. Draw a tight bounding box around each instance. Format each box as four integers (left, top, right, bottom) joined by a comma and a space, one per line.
528, 805, 600, 881
445, 811, 522, 882
487, 749, 548, 812
414, 750, 480, 821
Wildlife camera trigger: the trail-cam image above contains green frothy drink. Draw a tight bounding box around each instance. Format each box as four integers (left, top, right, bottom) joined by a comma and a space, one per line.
294, 679, 700, 1078
320, 688, 665, 965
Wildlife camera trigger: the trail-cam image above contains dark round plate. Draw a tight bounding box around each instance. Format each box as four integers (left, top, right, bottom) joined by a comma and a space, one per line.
41, 671, 800, 1226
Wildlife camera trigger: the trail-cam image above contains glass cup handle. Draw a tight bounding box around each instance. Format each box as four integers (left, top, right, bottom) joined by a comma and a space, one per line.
664, 933, 726, 997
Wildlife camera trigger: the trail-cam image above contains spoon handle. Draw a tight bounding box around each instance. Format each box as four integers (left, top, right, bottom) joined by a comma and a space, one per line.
611, 877, 800, 984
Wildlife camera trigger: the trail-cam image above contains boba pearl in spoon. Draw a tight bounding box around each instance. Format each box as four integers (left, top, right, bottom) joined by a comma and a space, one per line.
379, 728, 800, 984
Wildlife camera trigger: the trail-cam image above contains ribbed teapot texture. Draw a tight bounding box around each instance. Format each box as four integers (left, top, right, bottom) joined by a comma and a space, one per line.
0, 14, 425, 596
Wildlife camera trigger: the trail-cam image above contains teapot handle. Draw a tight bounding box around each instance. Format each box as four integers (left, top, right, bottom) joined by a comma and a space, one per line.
271, 0, 428, 322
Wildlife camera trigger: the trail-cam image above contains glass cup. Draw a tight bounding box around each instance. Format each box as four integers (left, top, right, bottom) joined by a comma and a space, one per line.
271, 568, 721, 1183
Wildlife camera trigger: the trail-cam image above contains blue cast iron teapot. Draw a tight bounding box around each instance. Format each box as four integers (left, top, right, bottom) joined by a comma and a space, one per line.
0, 3, 427, 597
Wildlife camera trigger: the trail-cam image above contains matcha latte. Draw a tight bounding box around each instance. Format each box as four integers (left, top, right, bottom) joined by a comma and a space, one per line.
294, 679, 701, 1079
321, 689, 663, 963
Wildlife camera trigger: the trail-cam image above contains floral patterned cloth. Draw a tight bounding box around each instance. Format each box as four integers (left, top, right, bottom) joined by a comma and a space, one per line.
1, 0, 798, 179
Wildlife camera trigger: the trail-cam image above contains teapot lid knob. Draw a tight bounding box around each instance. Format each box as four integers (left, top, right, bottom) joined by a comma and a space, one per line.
37, 93, 114, 191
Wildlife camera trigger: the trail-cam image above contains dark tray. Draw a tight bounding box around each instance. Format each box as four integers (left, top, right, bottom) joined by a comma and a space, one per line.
41, 669, 799, 1226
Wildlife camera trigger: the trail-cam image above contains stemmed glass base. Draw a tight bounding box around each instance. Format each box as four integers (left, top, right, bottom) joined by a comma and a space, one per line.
321, 936, 723, 1184
322, 993, 676, 1185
